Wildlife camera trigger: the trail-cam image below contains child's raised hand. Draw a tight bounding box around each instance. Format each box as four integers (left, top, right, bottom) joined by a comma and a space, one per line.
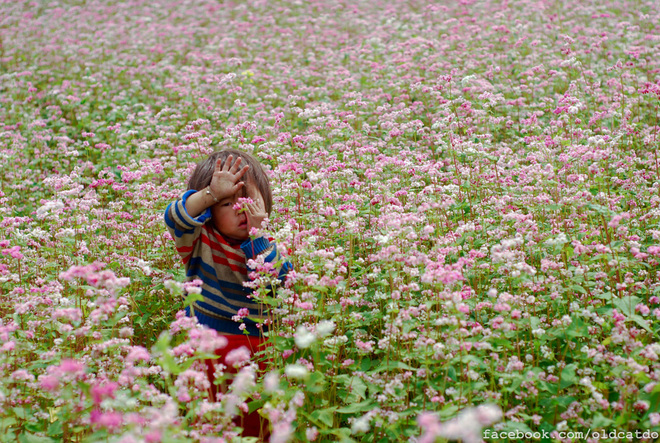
209, 155, 250, 200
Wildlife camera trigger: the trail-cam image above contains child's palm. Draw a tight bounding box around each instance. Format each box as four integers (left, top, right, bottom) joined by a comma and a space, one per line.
246, 200, 267, 231
210, 155, 249, 199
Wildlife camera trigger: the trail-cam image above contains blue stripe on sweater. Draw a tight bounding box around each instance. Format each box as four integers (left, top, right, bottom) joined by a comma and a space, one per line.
165, 204, 194, 237
174, 201, 196, 229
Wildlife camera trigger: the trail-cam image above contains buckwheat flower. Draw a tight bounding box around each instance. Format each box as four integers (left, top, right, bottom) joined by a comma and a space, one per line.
183, 279, 203, 294
633, 400, 649, 412
418, 412, 442, 443
2, 246, 23, 260
306, 426, 319, 441
90, 410, 123, 431
90, 381, 118, 405
163, 280, 183, 295
11, 369, 34, 382
419, 404, 502, 443
284, 364, 309, 379
39, 374, 59, 392
294, 325, 315, 349
264, 371, 280, 393
233, 197, 255, 211
351, 414, 371, 434
231, 367, 255, 395
126, 346, 150, 364
225, 346, 251, 367
60, 359, 85, 375
650, 413, 660, 426
315, 320, 335, 337
144, 431, 162, 443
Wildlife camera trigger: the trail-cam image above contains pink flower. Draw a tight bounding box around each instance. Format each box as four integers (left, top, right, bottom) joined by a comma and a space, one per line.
225, 346, 251, 367
306, 427, 319, 441
650, 413, 660, 426
126, 346, 150, 364
2, 246, 23, 259
90, 381, 118, 405
90, 410, 123, 431
39, 375, 59, 392
233, 197, 255, 211
145, 430, 162, 443
59, 359, 85, 375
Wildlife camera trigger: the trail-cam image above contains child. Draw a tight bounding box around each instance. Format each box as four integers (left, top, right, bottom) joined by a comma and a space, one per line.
164, 149, 291, 436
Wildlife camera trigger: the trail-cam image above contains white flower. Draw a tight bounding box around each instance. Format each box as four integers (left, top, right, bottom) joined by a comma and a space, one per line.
294, 326, 315, 349
264, 371, 280, 393
351, 415, 371, 434
316, 320, 335, 337
284, 364, 309, 379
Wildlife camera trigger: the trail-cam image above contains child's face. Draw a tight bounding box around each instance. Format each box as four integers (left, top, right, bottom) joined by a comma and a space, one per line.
210, 182, 264, 241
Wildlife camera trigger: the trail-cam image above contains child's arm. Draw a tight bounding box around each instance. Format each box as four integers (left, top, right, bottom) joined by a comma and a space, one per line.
164, 190, 211, 261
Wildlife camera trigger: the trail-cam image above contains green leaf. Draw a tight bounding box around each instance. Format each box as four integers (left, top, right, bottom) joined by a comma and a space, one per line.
570, 284, 586, 295
613, 296, 641, 317
18, 434, 56, 443
438, 404, 459, 420
12, 407, 28, 420
312, 407, 337, 428
372, 361, 414, 373
307, 371, 327, 394
560, 364, 578, 390
496, 421, 534, 434
247, 398, 266, 414
326, 427, 356, 443
612, 296, 652, 332
566, 317, 589, 338
592, 413, 613, 428
336, 400, 376, 414
46, 421, 62, 438
153, 331, 180, 375
538, 381, 558, 395
447, 366, 457, 382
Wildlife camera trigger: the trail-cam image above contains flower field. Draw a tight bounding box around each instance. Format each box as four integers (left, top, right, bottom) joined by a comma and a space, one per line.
2, 0, 660, 441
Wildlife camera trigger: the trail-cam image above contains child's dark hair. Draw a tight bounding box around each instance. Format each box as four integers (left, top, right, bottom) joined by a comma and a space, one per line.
187, 149, 273, 215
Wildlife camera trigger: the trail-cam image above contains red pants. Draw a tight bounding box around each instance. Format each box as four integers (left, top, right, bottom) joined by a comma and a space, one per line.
205, 334, 269, 439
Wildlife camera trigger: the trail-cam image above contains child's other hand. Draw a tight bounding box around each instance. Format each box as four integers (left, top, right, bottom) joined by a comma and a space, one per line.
245, 199, 267, 233
210, 155, 250, 199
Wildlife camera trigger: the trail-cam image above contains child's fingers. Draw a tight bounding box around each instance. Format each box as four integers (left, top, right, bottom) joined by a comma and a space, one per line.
233, 164, 250, 181
215, 156, 225, 173
219, 155, 233, 172
229, 157, 242, 173
256, 197, 266, 212
232, 181, 245, 193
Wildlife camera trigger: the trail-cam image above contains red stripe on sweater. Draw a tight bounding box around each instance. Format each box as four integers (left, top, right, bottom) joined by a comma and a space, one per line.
211, 254, 247, 273
200, 228, 245, 263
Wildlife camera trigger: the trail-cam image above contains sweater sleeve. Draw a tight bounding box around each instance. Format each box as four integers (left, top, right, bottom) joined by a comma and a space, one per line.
164, 190, 212, 262
240, 236, 293, 282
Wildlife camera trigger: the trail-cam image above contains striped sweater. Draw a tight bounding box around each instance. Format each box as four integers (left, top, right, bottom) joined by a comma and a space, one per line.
164, 190, 292, 336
